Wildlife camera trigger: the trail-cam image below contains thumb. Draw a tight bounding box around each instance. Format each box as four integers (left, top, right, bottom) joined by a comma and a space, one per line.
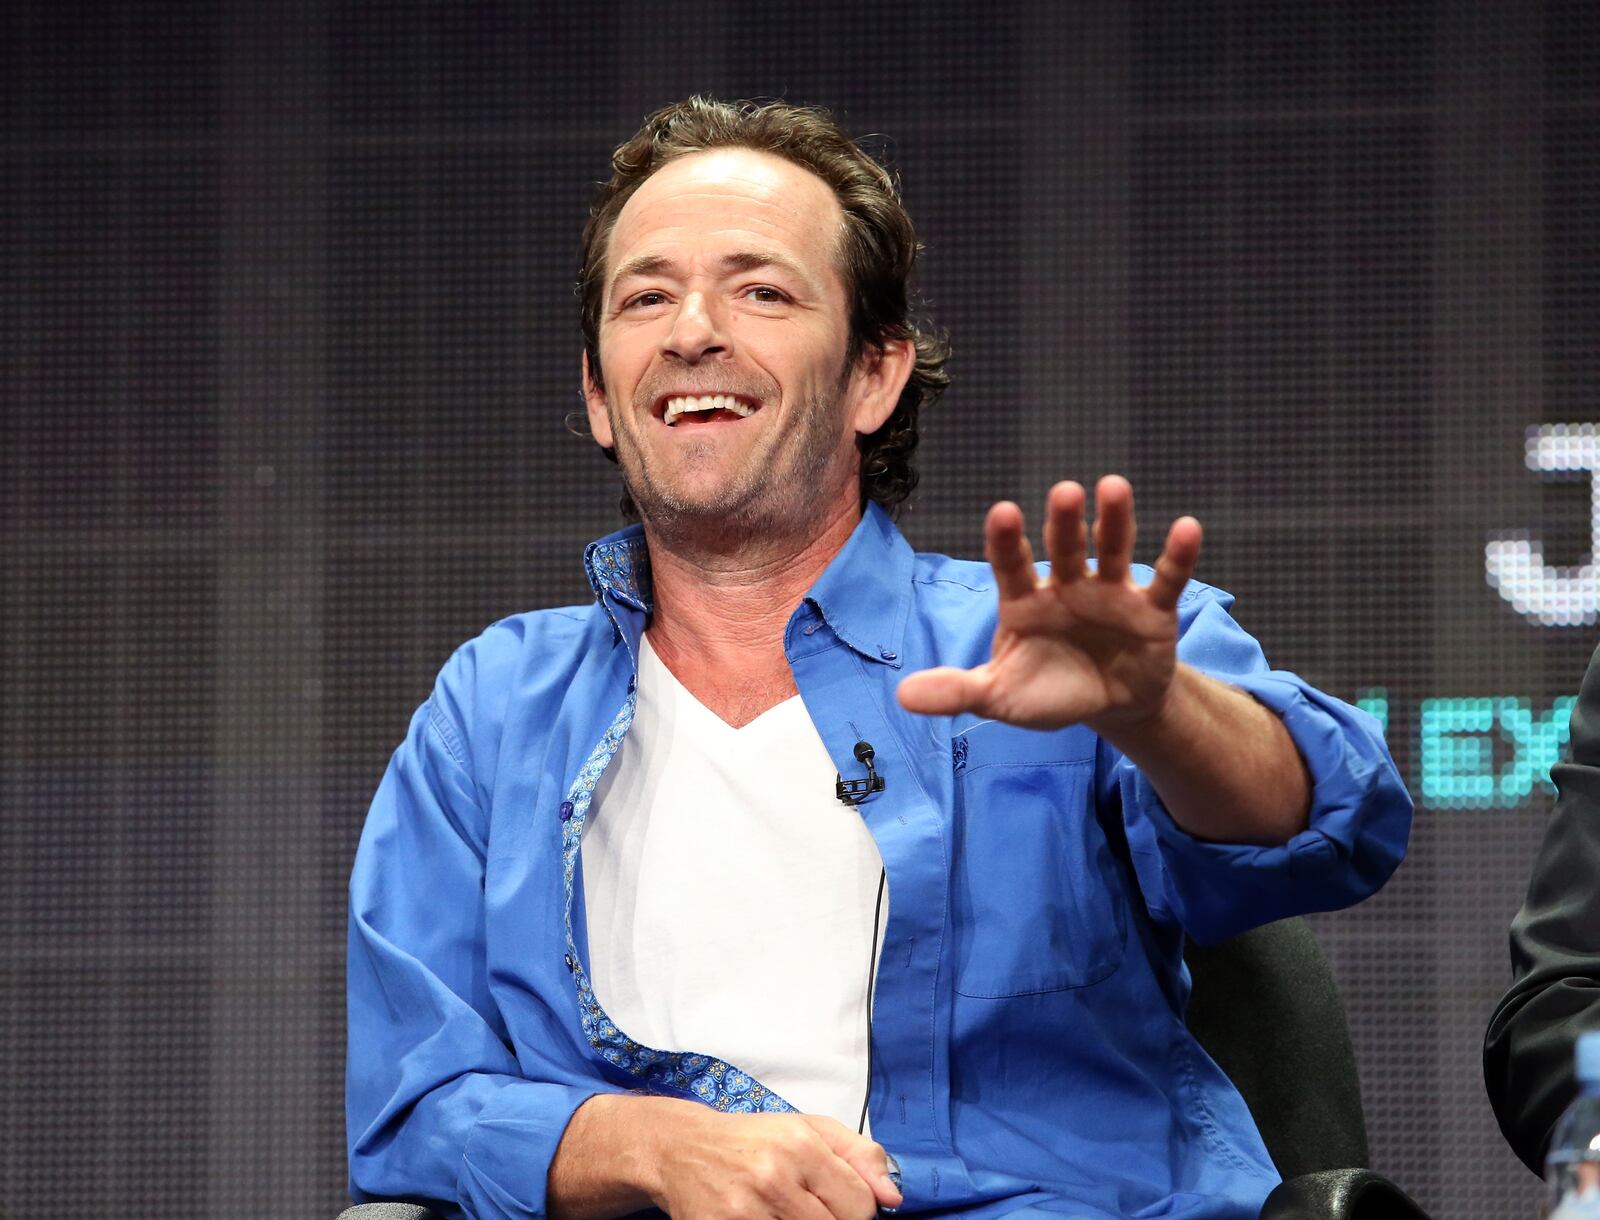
896, 665, 990, 717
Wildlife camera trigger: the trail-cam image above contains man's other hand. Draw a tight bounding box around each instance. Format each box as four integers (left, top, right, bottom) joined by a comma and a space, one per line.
652, 1109, 900, 1219
897, 475, 1200, 734
548, 1095, 902, 1220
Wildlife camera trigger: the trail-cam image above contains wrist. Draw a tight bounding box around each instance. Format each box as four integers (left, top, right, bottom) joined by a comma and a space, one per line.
1090, 665, 1190, 753
551, 1092, 686, 1219
630, 1095, 697, 1210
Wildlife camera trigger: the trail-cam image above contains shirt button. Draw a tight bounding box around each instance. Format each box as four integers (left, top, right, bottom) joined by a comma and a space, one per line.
559, 800, 574, 821
880, 648, 898, 661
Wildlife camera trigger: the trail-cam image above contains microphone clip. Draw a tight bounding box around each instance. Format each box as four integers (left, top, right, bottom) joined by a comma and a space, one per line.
835, 740, 886, 806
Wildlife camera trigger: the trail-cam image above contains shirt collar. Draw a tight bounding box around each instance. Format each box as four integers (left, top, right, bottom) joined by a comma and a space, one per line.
583, 524, 652, 612
802, 501, 913, 669
581, 501, 913, 668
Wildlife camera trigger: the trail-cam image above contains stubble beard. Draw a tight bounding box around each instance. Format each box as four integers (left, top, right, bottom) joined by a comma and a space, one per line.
608, 369, 856, 554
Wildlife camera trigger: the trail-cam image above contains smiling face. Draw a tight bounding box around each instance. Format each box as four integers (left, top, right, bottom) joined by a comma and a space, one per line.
583, 147, 904, 544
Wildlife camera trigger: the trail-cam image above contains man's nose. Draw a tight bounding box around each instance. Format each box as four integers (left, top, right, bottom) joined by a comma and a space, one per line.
662, 291, 728, 363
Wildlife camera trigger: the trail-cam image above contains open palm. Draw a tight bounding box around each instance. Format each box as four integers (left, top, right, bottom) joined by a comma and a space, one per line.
898, 476, 1201, 733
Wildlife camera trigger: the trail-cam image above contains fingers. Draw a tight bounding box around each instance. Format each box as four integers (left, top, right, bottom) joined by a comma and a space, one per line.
721, 1120, 873, 1220
801, 1117, 903, 1211
648, 1107, 892, 1220
800, 1155, 879, 1220
896, 665, 991, 718
1147, 515, 1202, 611
984, 501, 1038, 601
985, 476, 1197, 607
852, 1146, 902, 1210
768, 1190, 838, 1220
1091, 474, 1135, 585
1043, 481, 1088, 584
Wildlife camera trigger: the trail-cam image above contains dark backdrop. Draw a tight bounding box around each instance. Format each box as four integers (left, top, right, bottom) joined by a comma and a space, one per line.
2, 2, 1593, 1216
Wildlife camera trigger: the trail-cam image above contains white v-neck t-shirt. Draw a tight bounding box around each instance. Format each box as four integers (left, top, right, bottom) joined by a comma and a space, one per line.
581, 634, 887, 1129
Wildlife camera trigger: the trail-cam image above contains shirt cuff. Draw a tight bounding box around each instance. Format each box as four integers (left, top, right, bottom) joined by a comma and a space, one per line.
1122, 671, 1409, 944
457, 1080, 616, 1220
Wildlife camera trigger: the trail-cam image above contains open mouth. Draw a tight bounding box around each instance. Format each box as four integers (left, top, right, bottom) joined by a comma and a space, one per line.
659, 393, 760, 427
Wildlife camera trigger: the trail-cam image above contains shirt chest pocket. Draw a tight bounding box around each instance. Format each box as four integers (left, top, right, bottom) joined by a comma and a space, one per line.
951, 727, 1127, 998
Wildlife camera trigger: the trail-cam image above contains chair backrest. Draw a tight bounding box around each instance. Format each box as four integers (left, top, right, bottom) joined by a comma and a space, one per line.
1184, 916, 1370, 1179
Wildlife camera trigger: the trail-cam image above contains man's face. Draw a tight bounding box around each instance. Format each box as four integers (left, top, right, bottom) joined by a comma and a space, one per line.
584, 147, 897, 539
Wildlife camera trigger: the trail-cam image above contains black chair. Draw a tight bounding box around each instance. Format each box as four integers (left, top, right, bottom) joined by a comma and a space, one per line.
340, 918, 1427, 1220
1185, 917, 1429, 1219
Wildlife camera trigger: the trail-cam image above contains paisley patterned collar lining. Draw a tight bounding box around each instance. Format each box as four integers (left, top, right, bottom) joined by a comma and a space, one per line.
558, 690, 797, 1115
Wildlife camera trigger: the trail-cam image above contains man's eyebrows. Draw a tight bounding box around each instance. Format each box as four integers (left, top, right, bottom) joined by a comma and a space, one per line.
717, 250, 809, 282
609, 254, 674, 287
608, 250, 814, 289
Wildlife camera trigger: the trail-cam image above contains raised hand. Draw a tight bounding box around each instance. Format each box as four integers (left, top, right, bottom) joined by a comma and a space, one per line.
896, 475, 1201, 734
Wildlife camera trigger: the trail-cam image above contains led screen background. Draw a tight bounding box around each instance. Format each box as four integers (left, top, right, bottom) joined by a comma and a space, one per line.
1, 3, 1594, 1216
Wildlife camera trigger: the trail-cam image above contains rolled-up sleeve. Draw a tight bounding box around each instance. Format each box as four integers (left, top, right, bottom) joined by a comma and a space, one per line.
347, 669, 612, 1219
1101, 586, 1413, 945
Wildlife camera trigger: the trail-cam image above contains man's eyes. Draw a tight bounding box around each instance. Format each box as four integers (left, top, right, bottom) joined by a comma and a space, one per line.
617, 285, 793, 311
621, 290, 670, 310
743, 285, 791, 304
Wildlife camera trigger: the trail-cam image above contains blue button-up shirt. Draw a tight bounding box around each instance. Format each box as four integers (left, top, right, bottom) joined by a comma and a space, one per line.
347, 503, 1411, 1220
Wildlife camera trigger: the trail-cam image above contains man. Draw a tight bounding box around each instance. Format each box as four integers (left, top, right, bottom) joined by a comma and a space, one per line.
347, 97, 1412, 1220
1485, 643, 1600, 1175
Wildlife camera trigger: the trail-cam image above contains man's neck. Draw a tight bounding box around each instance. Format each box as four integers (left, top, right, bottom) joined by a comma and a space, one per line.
640, 499, 862, 727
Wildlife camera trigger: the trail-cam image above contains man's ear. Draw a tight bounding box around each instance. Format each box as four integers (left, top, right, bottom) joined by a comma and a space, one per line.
582, 352, 614, 449
849, 338, 916, 436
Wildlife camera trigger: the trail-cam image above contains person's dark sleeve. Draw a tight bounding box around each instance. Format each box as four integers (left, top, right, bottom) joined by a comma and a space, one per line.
1484, 643, 1600, 1175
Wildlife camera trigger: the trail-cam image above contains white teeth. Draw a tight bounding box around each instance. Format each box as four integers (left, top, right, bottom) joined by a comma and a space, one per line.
662, 394, 756, 425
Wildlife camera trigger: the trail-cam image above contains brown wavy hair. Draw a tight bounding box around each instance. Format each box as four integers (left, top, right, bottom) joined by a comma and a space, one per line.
579, 96, 950, 518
